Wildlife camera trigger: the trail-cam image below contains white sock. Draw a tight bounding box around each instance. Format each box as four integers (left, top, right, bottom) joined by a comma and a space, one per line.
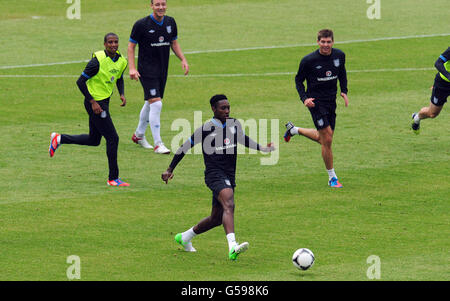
181, 227, 197, 242
413, 113, 421, 124
327, 168, 337, 180
136, 102, 150, 136
226, 233, 237, 251
290, 126, 299, 135
149, 101, 163, 145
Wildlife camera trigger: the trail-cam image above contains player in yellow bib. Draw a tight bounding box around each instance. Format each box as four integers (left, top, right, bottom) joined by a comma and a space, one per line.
411, 47, 450, 134
49, 33, 130, 186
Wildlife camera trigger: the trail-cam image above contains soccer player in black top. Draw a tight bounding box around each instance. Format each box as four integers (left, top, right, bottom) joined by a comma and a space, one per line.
161, 94, 275, 260
128, 0, 189, 154
411, 47, 450, 134
284, 29, 349, 188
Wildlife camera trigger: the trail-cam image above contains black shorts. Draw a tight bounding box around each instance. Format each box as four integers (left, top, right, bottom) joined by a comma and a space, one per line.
139, 76, 167, 100
430, 84, 450, 107
205, 171, 235, 206
308, 101, 337, 130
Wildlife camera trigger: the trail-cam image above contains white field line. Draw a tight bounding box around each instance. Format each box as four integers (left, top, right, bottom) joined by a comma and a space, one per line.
0, 33, 449, 70
0, 67, 436, 79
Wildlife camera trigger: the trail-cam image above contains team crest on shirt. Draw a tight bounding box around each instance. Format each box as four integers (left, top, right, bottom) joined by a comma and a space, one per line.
166, 26, 172, 33
326, 71, 332, 77
333, 59, 340, 67
224, 138, 231, 145
159, 36, 164, 43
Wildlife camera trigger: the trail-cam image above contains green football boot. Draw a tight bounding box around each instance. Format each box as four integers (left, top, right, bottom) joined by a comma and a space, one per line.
228, 242, 249, 260
175, 233, 196, 252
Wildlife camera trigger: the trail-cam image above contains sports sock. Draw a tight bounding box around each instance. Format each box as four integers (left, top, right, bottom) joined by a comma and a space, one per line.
413, 113, 421, 124
327, 168, 337, 180
181, 227, 197, 242
226, 233, 237, 251
289, 126, 298, 136
136, 102, 150, 136
290, 126, 299, 136
149, 101, 163, 145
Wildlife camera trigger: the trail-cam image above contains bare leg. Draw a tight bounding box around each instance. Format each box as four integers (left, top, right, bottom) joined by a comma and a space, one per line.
297, 128, 320, 143
216, 188, 235, 234
318, 126, 334, 170
418, 103, 443, 120
193, 203, 223, 234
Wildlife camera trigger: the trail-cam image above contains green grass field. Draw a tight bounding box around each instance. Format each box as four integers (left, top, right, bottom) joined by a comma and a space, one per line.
0, 0, 449, 281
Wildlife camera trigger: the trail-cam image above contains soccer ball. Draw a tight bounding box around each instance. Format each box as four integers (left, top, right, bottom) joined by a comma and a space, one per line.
292, 248, 315, 270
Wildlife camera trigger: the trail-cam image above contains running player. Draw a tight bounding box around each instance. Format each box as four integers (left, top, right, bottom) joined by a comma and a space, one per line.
161, 94, 275, 260
284, 29, 349, 188
411, 47, 450, 133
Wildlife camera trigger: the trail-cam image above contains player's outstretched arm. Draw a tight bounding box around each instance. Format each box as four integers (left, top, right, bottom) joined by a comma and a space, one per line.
259, 142, 276, 153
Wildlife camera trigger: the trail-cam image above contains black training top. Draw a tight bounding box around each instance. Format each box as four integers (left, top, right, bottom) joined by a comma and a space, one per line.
169, 118, 261, 179
295, 48, 348, 103
129, 14, 178, 78
434, 47, 450, 89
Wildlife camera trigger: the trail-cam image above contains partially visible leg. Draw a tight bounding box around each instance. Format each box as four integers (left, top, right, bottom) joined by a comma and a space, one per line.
95, 113, 120, 181
51, 111, 102, 157
175, 202, 223, 252
318, 126, 334, 171
284, 121, 320, 143
216, 188, 249, 260
298, 127, 320, 143
148, 98, 163, 146
418, 102, 443, 120
135, 101, 150, 137
412, 85, 446, 134
216, 188, 235, 235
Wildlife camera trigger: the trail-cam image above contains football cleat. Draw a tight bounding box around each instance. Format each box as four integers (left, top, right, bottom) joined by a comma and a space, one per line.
174, 233, 197, 252
107, 178, 130, 187
411, 113, 420, 135
132, 133, 153, 149
49, 132, 61, 157
328, 177, 343, 188
284, 121, 295, 142
228, 242, 249, 260
154, 143, 170, 154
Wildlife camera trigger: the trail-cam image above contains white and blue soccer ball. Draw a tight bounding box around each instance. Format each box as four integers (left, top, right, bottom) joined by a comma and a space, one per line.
292, 248, 315, 270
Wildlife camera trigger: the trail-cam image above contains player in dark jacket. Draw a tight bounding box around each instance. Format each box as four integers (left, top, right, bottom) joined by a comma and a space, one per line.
284, 29, 349, 188
161, 94, 275, 260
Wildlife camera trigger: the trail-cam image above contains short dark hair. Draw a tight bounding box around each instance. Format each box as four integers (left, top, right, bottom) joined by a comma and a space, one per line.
104, 32, 118, 43
317, 29, 334, 41
210, 94, 228, 107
